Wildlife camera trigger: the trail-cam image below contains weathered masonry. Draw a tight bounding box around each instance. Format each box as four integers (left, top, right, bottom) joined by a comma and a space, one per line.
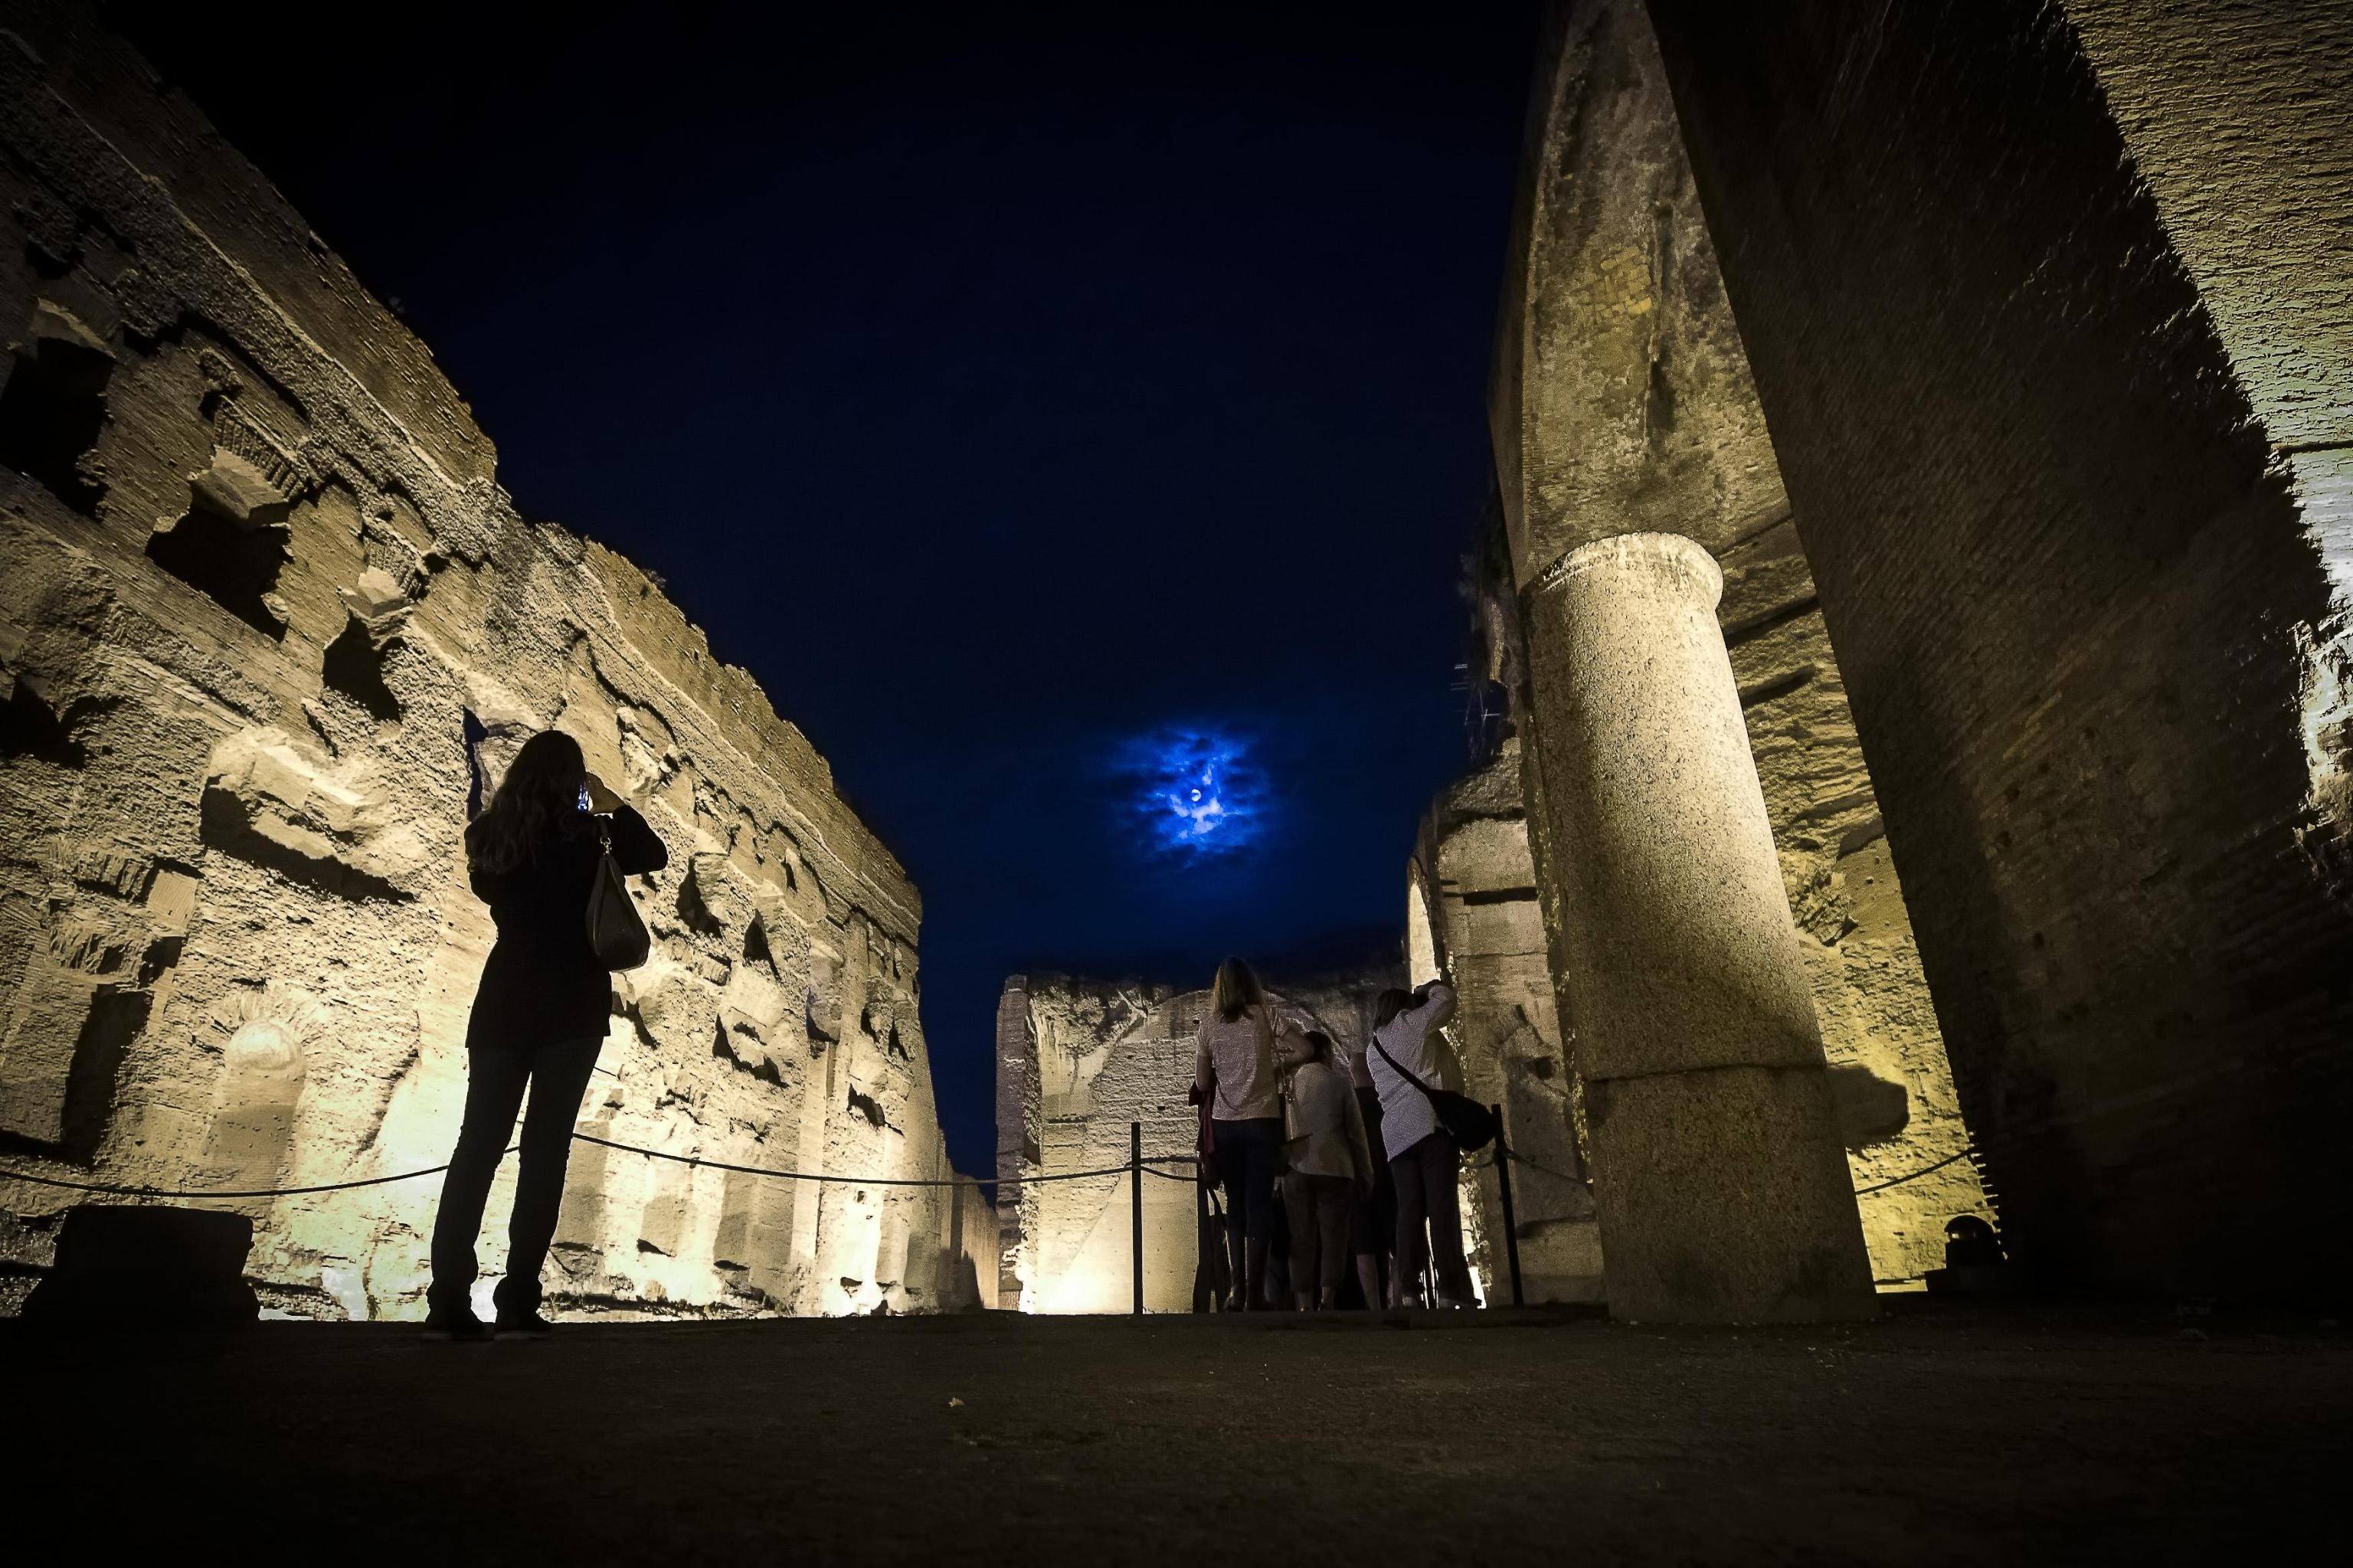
0, 13, 993, 1318
1493, 0, 2351, 1314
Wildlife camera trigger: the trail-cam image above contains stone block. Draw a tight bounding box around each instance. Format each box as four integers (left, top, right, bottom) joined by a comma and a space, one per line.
22, 1204, 257, 1326
0, 960, 103, 1143
1584, 1064, 1875, 1322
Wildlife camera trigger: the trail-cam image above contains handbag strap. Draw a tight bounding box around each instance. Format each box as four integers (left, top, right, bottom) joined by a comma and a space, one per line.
1371, 1031, 1442, 1107
1253, 1003, 1284, 1092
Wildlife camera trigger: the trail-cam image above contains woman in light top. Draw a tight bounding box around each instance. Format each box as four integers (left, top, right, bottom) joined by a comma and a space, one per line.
1191, 956, 1283, 1310
1366, 980, 1474, 1308
1275, 1029, 1376, 1310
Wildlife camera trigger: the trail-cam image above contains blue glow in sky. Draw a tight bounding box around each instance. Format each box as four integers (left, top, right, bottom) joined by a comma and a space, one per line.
1120, 728, 1267, 856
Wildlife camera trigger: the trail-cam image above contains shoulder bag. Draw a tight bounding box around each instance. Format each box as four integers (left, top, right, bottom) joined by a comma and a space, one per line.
1372, 1032, 1497, 1153
584, 818, 653, 971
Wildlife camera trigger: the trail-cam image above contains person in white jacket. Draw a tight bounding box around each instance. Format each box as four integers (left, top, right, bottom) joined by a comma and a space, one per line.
1365, 980, 1474, 1308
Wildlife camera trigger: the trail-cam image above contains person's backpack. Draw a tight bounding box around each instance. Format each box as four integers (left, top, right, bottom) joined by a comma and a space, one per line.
584, 819, 652, 970
1372, 1033, 1497, 1152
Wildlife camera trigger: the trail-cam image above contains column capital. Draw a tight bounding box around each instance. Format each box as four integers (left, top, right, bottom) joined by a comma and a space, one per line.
1527, 531, 1723, 610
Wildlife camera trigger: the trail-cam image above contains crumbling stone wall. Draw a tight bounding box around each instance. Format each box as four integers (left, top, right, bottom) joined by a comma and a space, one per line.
1408, 740, 1602, 1304
1716, 522, 1989, 1283
0, 12, 991, 1318
995, 967, 1396, 1313
1647, 0, 2353, 1299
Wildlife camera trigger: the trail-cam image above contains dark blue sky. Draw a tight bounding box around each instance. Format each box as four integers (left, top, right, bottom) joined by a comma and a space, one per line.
125, 3, 1536, 1174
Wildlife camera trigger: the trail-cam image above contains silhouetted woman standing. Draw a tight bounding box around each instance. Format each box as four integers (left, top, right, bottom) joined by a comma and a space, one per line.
1191, 957, 1282, 1310
426, 730, 666, 1340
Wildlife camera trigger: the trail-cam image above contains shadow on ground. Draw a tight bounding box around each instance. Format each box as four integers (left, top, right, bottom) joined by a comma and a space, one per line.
5, 1299, 2343, 1563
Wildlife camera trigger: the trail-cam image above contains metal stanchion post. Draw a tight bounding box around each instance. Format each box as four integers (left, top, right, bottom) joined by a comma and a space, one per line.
1493, 1103, 1524, 1308
1193, 1165, 1212, 1312
1131, 1120, 1144, 1316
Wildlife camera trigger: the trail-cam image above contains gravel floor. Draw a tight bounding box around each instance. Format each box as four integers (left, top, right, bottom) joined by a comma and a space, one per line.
5, 1299, 2344, 1563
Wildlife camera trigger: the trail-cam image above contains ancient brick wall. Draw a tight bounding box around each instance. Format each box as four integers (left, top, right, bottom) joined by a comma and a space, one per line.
994, 968, 1395, 1312
1648, 0, 2353, 1297
0, 12, 990, 1318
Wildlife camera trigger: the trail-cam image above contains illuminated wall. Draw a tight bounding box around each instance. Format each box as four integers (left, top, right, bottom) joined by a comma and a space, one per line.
1406, 739, 1604, 1304
0, 15, 992, 1318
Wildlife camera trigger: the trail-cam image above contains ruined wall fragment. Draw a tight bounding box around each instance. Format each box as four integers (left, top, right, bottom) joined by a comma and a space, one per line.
1408, 741, 1602, 1304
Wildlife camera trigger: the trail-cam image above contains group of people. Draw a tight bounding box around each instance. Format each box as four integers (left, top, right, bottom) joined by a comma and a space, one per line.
1190, 957, 1476, 1311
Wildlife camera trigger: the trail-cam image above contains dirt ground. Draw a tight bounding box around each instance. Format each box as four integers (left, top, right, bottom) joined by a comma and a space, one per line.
4, 1299, 2344, 1563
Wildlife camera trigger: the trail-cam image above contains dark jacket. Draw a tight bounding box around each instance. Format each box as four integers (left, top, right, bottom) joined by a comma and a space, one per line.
464, 804, 667, 1050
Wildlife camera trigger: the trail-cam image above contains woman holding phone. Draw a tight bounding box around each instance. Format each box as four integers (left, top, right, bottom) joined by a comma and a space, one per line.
425, 729, 666, 1340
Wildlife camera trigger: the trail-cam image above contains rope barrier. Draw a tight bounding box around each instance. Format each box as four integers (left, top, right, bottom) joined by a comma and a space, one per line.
0, 1133, 1209, 1203
0, 1149, 511, 1201
1851, 1147, 1975, 1197
0, 1128, 1971, 1205
1496, 1148, 1583, 1185
571, 1131, 1199, 1189
1474, 1141, 1972, 1198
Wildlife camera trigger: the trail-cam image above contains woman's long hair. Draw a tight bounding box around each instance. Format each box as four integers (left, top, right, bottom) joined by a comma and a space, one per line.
1373, 988, 1417, 1033
1210, 957, 1265, 1022
466, 730, 587, 875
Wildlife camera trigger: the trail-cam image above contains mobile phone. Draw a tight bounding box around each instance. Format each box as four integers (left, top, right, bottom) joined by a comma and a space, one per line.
578, 784, 594, 813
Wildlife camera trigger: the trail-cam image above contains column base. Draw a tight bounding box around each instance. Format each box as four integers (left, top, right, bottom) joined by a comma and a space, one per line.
1587, 1063, 1877, 1323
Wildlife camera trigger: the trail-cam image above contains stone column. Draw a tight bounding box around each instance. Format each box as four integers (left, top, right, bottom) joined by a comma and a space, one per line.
1523, 532, 1872, 1322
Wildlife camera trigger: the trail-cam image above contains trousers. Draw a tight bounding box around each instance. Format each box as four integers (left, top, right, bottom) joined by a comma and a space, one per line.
1211, 1115, 1284, 1308
1210, 1116, 1284, 1240
1391, 1131, 1473, 1304
1283, 1172, 1353, 1297
428, 1035, 602, 1316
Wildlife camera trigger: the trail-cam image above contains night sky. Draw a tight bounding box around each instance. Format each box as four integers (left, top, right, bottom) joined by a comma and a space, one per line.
118, 2, 1538, 1174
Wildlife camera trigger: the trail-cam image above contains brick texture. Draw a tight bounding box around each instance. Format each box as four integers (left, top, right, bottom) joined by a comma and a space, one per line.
1648, 0, 2353, 1298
